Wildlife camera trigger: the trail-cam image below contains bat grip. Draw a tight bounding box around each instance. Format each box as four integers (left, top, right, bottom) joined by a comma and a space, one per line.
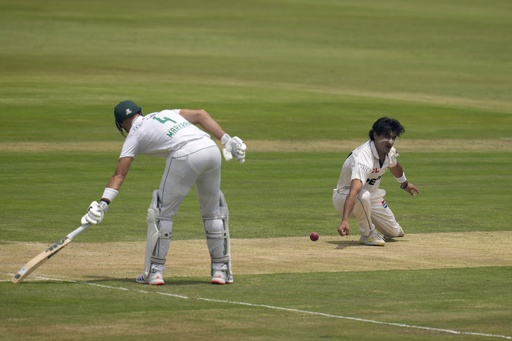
66, 224, 91, 240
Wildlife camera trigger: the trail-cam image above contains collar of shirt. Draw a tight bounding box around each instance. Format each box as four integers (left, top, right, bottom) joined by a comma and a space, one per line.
369, 140, 384, 161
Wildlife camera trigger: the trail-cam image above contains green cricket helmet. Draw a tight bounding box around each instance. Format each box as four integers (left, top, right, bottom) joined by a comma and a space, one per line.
114, 100, 142, 136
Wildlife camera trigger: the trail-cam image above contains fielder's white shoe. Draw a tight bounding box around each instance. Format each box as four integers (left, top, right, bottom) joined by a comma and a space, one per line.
136, 271, 165, 286
211, 270, 234, 285
359, 230, 385, 246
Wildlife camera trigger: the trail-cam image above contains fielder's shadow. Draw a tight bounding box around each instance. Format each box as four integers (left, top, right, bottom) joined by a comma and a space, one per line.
327, 237, 402, 250
327, 240, 360, 250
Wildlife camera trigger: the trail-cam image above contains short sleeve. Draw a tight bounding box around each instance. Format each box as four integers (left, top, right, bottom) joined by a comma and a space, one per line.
351, 155, 372, 182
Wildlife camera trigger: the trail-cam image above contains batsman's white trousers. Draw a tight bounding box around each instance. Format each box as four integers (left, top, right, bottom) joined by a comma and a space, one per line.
153, 137, 223, 271
332, 188, 403, 237
160, 137, 221, 218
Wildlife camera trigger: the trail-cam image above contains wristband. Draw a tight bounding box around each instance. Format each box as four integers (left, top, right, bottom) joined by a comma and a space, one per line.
395, 172, 407, 184
400, 181, 409, 189
220, 133, 231, 145
101, 187, 119, 204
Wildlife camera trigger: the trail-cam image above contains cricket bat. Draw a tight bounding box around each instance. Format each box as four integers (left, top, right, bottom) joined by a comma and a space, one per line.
11, 223, 91, 284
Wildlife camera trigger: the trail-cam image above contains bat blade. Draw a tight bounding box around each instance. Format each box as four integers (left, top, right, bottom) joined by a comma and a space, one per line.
11, 237, 71, 284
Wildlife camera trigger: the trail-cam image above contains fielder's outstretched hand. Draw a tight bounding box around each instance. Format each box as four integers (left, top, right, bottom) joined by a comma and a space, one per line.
404, 182, 420, 197
81, 201, 109, 225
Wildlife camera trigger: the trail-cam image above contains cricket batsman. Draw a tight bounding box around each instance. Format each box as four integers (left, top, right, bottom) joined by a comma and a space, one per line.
81, 100, 246, 285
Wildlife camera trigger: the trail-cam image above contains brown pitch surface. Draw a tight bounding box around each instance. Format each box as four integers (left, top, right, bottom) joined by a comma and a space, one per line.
2, 231, 511, 283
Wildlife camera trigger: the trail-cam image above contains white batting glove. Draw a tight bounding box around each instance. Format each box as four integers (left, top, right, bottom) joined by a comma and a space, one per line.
221, 134, 247, 163
81, 201, 109, 225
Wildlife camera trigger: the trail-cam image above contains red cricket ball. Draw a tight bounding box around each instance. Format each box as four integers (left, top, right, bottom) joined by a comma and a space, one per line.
310, 232, 319, 241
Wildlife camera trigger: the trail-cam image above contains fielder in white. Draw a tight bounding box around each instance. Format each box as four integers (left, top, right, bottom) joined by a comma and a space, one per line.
82, 100, 246, 285
332, 117, 419, 246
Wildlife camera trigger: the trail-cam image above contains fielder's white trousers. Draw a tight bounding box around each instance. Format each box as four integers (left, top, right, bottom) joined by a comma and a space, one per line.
332, 188, 403, 237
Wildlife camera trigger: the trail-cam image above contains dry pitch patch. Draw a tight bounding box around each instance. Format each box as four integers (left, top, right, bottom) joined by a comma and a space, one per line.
1, 138, 512, 153
1, 231, 511, 283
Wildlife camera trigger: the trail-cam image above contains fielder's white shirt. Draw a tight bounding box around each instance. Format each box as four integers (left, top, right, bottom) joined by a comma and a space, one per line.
336, 140, 398, 195
120, 109, 210, 158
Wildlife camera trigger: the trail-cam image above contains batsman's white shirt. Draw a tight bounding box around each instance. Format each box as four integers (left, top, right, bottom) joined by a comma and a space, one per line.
336, 140, 398, 195
120, 109, 210, 159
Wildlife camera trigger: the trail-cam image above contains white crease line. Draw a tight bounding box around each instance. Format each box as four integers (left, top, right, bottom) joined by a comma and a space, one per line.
8, 274, 512, 340
198, 297, 511, 339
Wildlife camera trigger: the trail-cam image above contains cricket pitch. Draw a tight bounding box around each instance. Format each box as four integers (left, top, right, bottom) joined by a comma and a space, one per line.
1, 231, 511, 282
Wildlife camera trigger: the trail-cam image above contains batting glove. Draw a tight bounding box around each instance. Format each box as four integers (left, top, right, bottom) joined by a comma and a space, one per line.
81, 201, 109, 225
221, 134, 247, 163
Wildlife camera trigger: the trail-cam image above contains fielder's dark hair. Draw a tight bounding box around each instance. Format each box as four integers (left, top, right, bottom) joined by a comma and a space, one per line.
368, 117, 405, 140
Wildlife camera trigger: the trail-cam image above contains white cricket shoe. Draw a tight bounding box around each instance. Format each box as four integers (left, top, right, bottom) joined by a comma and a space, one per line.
136, 271, 165, 285
211, 270, 234, 285
359, 230, 385, 246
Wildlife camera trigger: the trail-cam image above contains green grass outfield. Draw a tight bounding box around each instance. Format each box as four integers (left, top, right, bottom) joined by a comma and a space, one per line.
1, 0, 511, 340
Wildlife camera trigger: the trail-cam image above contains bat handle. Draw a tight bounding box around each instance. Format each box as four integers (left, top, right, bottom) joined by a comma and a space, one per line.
66, 224, 91, 240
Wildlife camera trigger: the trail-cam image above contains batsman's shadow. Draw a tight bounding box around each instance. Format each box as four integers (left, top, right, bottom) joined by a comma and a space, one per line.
82, 276, 207, 286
